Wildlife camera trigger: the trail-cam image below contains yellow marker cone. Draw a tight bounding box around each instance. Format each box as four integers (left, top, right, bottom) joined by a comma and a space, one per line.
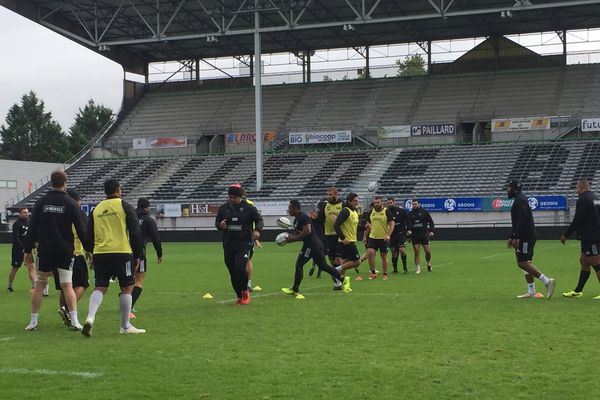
295, 294, 305, 300
202, 293, 213, 299
253, 286, 263, 292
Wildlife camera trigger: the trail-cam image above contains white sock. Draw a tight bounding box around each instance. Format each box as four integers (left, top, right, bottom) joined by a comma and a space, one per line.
247, 279, 252, 288
335, 266, 342, 273
30, 313, 39, 325
527, 283, 536, 295
538, 274, 550, 285
42, 285, 49, 296
334, 279, 342, 287
120, 293, 132, 330
69, 311, 80, 326
416, 264, 421, 269
87, 290, 104, 322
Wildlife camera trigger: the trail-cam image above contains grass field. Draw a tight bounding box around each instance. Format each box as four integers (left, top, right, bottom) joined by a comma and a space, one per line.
1, 240, 600, 399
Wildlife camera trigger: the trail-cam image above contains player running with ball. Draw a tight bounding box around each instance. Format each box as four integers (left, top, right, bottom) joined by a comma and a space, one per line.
280, 200, 347, 296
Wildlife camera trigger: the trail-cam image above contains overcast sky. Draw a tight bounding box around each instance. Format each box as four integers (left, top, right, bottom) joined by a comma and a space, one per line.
0, 7, 123, 132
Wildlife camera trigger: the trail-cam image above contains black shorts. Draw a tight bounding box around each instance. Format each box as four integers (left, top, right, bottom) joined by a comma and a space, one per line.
389, 233, 406, 250
52, 255, 89, 289
93, 253, 135, 288
335, 242, 361, 262
11, 247, 24, 268
411, 235, 430, 246
367, 238, 389, 253
581, 241, 600, 257
36, 254, 75, 273
139, 255, 148, 273
324, 235, 338, 259
298, 243, 327, 268
515, 239, 536, 263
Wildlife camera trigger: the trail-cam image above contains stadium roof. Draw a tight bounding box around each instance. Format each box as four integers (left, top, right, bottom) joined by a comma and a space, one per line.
3, 0, 600, 74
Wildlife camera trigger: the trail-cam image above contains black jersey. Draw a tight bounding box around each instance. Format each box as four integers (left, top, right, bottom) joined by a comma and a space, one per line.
12, 217, 28, 250
388, 206, 411, 235
564, 190, 600, 242
137, 208, 163, 258
510, 192, 536, 240
408, 208, 434, 237
294, 211, 321, 248
24, 189, 86, 258
215, 200, 264, 249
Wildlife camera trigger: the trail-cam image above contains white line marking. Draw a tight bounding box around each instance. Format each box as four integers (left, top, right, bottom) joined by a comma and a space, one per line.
0, 368, 102, 379
0, 337, 15, 342
482, 245, 563, 259
481, 252, 513, 259
307, 292, 400, 298
432, 262, 454, 268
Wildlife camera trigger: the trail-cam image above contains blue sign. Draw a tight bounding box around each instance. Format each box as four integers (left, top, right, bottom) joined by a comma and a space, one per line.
403, 198, 483, 212
527, 196, 567, 211
80, 204, 96, 216
404, 196, 567, 212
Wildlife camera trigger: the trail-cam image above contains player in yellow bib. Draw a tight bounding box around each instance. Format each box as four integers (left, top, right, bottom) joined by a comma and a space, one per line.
332, 193, 363, 292
82, 179, 144, 337
363, 196, 394, 280
310, 187, 344, 268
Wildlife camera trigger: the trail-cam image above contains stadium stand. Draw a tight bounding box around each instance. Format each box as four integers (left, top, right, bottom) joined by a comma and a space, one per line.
12, 140, 600, 212
103, 64, 600, 151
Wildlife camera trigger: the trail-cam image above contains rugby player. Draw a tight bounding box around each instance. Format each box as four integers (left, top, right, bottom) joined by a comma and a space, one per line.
386, 198, 411, 273
82, 179, 144, 336
506, 180, 556, 299
53, 189, 90, 327
363, 197, 394, 280
23, 171, 86, 331
215, 185, 263, 305
561, 179, 600, 298
7, 207, 36, 293
280, 200, 346, 295
131, 197, 163, 316
407, 199, 434, 274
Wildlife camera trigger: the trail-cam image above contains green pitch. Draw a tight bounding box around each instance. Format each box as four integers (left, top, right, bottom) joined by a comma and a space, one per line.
1, 240, 599, 399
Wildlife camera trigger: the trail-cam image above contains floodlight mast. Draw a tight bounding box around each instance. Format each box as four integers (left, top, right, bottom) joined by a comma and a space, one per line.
254, 0, 263, 191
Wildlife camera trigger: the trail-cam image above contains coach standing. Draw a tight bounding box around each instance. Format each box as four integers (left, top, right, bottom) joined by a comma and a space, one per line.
215, 185, 263, 305
561, 179, 600, 297
23, 170, 86, 331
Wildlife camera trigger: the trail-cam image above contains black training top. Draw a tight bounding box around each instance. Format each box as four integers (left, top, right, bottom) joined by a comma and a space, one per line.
294, 211, 321, 248
564, 190, 600, 242
215, 199, 264, 249
388, 205, 411, 234
12, 217, 28, 250
510, 192, 536, 240
137, 208, 163, 258
408, 208, 434, 237
23, 189, 86, 258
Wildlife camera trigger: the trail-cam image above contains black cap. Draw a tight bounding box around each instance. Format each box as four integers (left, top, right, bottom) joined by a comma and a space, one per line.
227, 185, 244, 197
507, 180, 522, 191
66, 188, 80, 201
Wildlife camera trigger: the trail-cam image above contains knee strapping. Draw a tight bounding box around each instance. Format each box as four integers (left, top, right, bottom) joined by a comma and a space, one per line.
36, 274, 49, 284
57, 268, 73, 284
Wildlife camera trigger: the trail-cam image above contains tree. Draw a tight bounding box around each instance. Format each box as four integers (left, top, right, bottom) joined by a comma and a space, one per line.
0, 91, 69, 162
68, 99, 113, 156
396, 54, 427, 77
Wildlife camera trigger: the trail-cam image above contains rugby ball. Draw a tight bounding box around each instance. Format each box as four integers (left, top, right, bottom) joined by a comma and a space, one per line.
275, 232, 290, 246
367, 181, 379, 192
276, 216, 293, 230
